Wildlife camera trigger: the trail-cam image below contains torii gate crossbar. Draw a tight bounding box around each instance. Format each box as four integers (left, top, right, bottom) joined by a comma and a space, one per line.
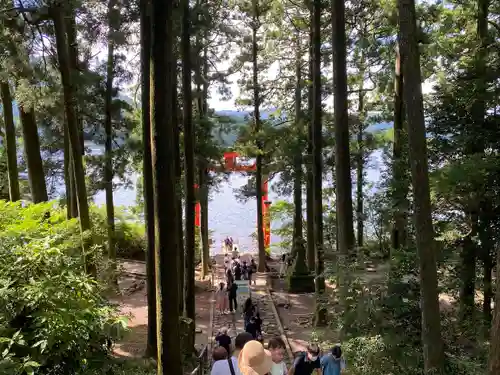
194, 151, 271, 250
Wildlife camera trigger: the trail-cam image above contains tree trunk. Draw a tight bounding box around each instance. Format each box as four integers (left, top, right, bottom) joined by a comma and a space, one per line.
52, 3, 92, 274
65, 1, 82, 215
332, 0, 355, 257
312, 0, 326, 326
356, 92, 364, 248
398, 0, 445, 370
293, 32, 303, 244
252, 0, 265, 272
305, 6, 315, 269
182, 0, 196, 331
105, 0, 118, 272
150, 0, 183, 371
1, 82, 20, 201
488, 243, 500, 375
140, 0, 156, 358
391, 43, 408, 251
200, 166, 210, 276
171, 43, 185, 316
19, 107, 48, 203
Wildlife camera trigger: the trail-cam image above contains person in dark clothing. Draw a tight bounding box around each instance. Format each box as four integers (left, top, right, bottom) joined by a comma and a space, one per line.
226, 267, 234, 286
288, 343, 322, 375
228, 282, 238, 312
234, 262, 242, 280
242, 261, 249, 280
243, 297, 255, 330
215, 327, 231, 356
248, 258, 257, 285
245, 316, 260, 340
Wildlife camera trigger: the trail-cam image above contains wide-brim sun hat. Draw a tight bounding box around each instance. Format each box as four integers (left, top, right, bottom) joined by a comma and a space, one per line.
238, 340, 273, 375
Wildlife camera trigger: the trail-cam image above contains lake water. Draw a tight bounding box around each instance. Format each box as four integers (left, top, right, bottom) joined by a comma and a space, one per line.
86, 141, 384, 255
87, 142, 283, 255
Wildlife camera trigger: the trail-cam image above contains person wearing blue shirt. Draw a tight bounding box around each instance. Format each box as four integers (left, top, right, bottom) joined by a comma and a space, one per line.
320, 345, 345, 375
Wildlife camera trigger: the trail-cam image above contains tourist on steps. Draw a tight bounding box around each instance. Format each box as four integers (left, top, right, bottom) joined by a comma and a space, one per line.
216, 282, 229, 315
248, 259, 257, 285
238, 340, 273, 375
243, 298, 255, 330
287, 343, 322, 375
245, 314, 263, 342
242, 260, 249, 280
320, 345, 345, 375
234, 262, 242, 281
228, 281, 238, 313
213, 346, 228, 362
268, 337, 288, 375
215, 327, 232, 356
210, 332, 253, 375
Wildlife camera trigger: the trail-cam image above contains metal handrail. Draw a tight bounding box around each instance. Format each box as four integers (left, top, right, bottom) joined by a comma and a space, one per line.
190, 340, 209, 375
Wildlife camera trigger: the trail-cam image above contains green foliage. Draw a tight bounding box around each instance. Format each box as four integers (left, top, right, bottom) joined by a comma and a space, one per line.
0, 201, 127, 375
90, 205, 146, 261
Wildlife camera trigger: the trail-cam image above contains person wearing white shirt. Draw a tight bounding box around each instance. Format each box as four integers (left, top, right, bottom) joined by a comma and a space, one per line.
268, 337, 288, 375
211, 332, 253, 375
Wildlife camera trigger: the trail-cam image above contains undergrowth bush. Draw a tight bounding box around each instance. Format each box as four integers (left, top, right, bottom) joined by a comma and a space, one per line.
90, 205, 146, 261
323, 250, 488, 375
0, 201, 127, 375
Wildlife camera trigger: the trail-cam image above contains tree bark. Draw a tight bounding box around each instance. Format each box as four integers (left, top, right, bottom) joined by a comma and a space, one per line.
398, 0, 445, 370
332, 0, 355, 258
391, 43, 408, 251
19, 107, 48, 203
356, 89, 364, 248
312, 0, 326, 326
140, 0, 156, 358
305, 5, 315, 269
293, 32, 303, 244
182, 0, 196, 330
105, 0, 118, 271
488, 243, 500, 375
252, 0, 265, 272
150, 0, 183, 371
65, 1, 82, 216
200, 166, 210, 276
1, 82, 20, 201
52, 3, 92, 273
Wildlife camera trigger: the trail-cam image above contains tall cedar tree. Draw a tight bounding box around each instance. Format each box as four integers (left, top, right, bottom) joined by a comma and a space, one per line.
140, 0, 156, 358
182, 0, 197, 328
1, 82, 20, 201
398, 0, 445, 371
52, 3, 93, 274
150, 0, 183, 371
391, 43, 408, 251
293, 32, 303, 244
252, 0, 266, 272
312, 0, 326, 325
332, 0, 355, 258
306, 3, 315, 269
105, 0, 118, 270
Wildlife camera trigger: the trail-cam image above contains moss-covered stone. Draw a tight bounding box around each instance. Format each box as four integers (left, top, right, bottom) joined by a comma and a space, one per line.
287, 273, 315, 293
286, 237, 315, 292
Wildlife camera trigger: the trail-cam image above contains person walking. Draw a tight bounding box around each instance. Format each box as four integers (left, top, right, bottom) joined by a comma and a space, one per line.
216, 282, 229, 314
238, 340, 273, 375
268, 337, 288, 375
248, 258, 257, 285
215, 327, 232, 356
287, 343, 322, 375
320, 345, 345, 375
228, 280, 238, 313
210, 332, 253, 375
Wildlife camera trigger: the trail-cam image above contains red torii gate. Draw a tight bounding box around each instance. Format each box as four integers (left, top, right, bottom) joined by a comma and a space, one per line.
194, 151, 271, 250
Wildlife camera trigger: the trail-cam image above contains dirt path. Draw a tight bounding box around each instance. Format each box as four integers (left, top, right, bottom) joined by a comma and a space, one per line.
113, 260, 214, 358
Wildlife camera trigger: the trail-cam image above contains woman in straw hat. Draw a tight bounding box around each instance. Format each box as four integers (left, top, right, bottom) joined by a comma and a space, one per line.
238, 340, 274, 375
